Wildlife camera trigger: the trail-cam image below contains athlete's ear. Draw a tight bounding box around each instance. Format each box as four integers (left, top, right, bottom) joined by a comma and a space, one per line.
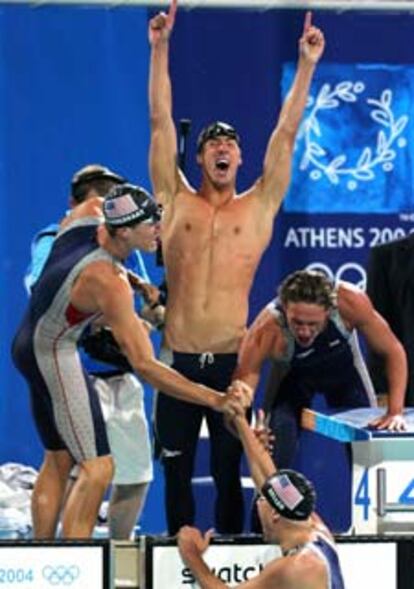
196, 152, 202, 166
116, 226, 130, 239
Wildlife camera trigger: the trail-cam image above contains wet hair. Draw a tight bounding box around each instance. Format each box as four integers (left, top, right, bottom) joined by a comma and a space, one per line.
71, 164, 125, 204
103, 183, 160, 236
261, 469, 316, 521
278, 270, 335, 310
196, 121, 240, 153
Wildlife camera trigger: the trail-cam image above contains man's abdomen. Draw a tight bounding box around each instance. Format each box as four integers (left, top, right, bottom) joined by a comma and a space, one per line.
164, 298, 247, 353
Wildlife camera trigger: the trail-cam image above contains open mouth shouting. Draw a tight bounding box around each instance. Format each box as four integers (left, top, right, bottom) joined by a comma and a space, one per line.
215, 157, 230, 172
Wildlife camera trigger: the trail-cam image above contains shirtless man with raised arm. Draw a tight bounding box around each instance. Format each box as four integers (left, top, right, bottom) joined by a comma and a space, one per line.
12, 184, 243, 539
178, 410, 346, 589
149, 1, 325, 534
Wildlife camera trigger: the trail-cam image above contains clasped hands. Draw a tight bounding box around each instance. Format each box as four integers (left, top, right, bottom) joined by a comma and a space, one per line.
219, 379, 253, 419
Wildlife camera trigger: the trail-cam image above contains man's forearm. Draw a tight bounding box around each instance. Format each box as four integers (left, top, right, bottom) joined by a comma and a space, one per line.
234, 415, 276, 488
149, 42, 172, 122
278, 58, 316, 137
134, 355, 224, 408
386, 346, 407, 414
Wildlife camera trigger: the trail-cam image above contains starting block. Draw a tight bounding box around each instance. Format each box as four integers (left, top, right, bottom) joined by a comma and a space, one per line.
302, 407, 414, 535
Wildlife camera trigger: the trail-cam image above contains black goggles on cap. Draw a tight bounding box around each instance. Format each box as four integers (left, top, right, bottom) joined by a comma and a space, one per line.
197, 121, 240, 153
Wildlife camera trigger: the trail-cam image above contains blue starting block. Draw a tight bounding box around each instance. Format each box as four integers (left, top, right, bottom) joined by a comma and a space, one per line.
302, 407, 414, 535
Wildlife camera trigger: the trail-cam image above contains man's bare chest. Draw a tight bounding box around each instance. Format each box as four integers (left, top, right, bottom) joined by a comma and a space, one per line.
163, 202, 269, 252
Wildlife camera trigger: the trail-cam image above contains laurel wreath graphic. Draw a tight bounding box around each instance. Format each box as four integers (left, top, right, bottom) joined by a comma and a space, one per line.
299, 82, 409, 190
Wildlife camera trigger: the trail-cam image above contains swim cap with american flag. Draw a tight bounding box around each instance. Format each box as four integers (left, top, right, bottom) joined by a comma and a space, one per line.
103, 183, 161, 227
261, 469, 316, 520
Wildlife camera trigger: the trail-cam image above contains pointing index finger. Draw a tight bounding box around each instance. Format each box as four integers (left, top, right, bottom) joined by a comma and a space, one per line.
167, 0, 178, 28
303, 11, 312, 34
256, 408, 266, 430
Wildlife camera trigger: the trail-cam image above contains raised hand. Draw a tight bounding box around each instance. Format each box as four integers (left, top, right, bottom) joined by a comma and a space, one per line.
253, 409, 275, 453
228, 379, 254, 408
299, 11, 325, 65
177, 526, 214, 558
148, 0, 178, 45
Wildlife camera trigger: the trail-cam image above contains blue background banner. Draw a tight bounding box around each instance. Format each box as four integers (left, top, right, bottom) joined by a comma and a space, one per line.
2, 5, 414, 533
277, 212, 414, 290
283, 64, 412, 213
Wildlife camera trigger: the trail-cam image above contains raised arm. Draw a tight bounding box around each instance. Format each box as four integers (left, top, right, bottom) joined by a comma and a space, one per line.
178, 414, 313, 589
234, 412, 277, 490
260, 12, 325, 214
148, 0, 180, 204
230, 310, 283, 486
177, 452, 277, 588
177, 523, 277, 589
338, 283, 407, 431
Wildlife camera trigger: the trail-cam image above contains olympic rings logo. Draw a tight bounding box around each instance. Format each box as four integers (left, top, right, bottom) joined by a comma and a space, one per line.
42, 564, 80, 586
305, 261, 367, 291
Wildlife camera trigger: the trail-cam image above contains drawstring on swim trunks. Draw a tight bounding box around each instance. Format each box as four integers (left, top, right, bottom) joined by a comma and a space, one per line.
199, 352, 214, 369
